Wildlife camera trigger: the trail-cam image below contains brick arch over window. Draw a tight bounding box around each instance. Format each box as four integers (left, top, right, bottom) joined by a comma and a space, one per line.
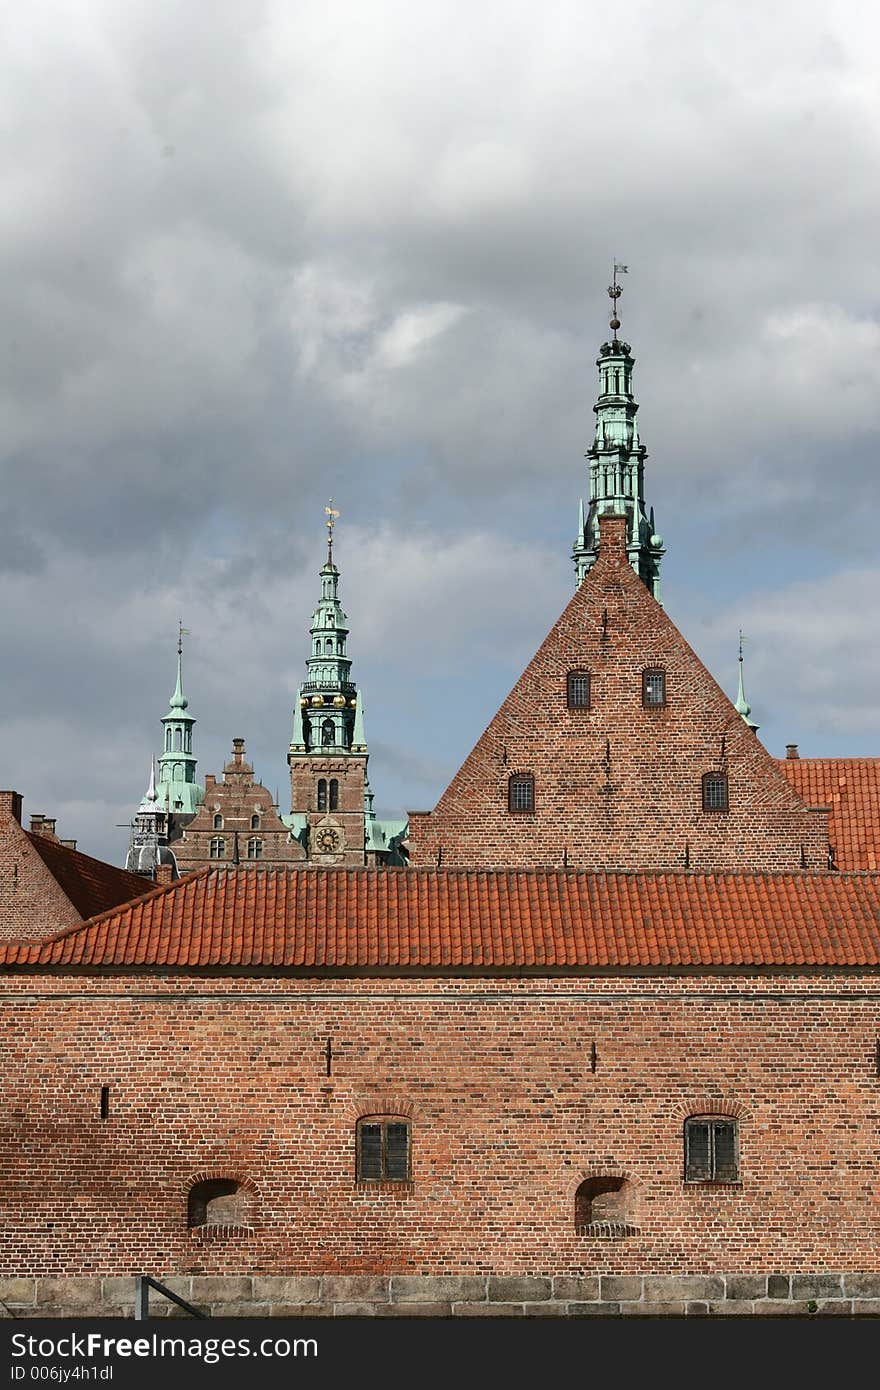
344, 1096, 418, 1125
670, 1097, 751, 1124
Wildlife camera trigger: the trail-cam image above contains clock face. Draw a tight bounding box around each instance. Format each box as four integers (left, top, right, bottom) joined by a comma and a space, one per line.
316, 827, 341, 854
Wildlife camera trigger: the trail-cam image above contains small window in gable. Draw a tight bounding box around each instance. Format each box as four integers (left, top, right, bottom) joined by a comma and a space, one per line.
356, 1118, 411, 1183
567, 671, 591, 709
251, 813, 260, 830
247, 837, 263, 860
213, 814, 223, 830
508, 773, 535, 813
642, 668, 666, 707
702, 772, 729, 812
685, 1116, 739, 1183
209, 837, 225, 859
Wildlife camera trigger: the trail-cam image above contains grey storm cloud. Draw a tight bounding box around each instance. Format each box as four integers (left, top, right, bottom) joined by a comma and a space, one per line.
1, 0, 878, 861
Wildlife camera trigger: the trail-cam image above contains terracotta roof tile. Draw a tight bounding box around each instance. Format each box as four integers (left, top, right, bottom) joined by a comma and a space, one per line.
3, 865, 880, 971
777, 758, 880, 871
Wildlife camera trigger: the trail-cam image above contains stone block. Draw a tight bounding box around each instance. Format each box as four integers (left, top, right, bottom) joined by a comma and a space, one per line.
37, 1279, 101, 1307
270, 1304, 333, 1318
101, 1278, 136, 1305
488, 1277, 551, 1302
552, 1277, 600, 1301
209, 1303, 271, 1319
321, 1276, 390, 1303
790, 1275, 843, 1300
599, 1276, 642, 1301
852, 1300, 880, 1316
0, 1279, 35, 1306
190, 1277, 252, 1302
622, 1301, 686, 1316
766, 1275, 790, 1299
814, 1301, 853, 1316
643, 1276, 723, 1302
522, 1302, 568, 1317
568, 1302, 621, 1316
725, 1275, 767, 1300
754, 1301, 811, 1316
705, 1302, 753, 1315
373, 1303, 453, 1318
843, 1275, 880, 1299
392, 1276, 485, 1303
686, 1302, 709, 1315
453, 1302, 522, 1317
253, 1277, 320, 1304
148, 1277, 193, 1301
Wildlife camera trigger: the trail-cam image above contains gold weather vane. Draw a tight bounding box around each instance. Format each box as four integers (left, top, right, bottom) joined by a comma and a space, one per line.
608, 261, 628, 337
325, 499, 340, 559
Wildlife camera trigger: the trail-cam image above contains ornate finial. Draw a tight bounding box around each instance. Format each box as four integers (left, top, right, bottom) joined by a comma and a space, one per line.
177, 620, 190, 657
325, 499, 340, 561
735, 630, 759, 732
607, 261, 628, 336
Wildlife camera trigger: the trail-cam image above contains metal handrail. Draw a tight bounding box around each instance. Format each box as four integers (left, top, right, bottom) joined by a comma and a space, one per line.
134, 1275, 207, 1320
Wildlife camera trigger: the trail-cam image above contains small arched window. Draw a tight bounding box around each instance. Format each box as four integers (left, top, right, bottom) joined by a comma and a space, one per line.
209, 837, 225, 859
685, 1116, 739, 1183
317, 779, 327, 812
174, 728, 182, 751
325, 638, 333, 653
247, 837, 263, 860
702, 772, 729, 812
213, 814, 223, 830
185, 730, 191, 753
251, 813, 260, 831
329, 778, 339, 811
356, 1117, 411, 1183
165, 729, 172, 752
508, 773, 535, 813
187, 1179, 252, 1228
321, 718, 334, 746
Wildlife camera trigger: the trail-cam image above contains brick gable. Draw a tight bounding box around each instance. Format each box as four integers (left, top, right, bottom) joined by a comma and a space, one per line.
408, 515, 828, 872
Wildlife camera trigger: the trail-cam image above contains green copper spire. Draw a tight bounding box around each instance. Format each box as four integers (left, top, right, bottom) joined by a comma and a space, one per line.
735, 630, 760, 732
573, 265, 664, 600
155, 624, 204, 820
289, 505, 361, 756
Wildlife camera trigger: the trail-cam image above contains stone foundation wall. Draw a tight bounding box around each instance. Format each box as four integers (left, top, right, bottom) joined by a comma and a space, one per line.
3, 1274, 880, 1319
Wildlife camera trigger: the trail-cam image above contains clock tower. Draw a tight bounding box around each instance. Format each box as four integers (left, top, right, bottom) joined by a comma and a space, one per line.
287, 506, 373, 865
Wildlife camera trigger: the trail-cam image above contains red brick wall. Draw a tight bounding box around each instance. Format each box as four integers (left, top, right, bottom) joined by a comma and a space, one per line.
409, 516, 828, 871
0, 794, 80, 942
1, 969, 878, 1277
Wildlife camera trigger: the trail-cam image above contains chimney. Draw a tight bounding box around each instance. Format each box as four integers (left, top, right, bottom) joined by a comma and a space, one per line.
597, 511, 628, 557
0, 792, 23, 824
786, 744, 800, 760
29, 814, 45, 834
155, 863, 174, 886
205, 774, 216, 789
232, 738, 246, 766
60, 839, 78, 850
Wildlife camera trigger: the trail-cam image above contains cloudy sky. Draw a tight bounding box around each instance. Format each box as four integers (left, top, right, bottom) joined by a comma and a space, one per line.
2, 0, 878, 863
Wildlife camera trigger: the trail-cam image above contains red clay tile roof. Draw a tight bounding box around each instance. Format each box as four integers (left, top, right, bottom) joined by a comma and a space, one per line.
776, 758, 880, 871
25, 832, 149, 920
2, 866, 880, 969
